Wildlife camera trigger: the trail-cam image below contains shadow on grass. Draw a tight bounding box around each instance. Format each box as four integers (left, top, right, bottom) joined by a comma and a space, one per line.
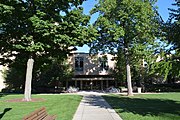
0, 93, 8, 99
0, 108, 12, 119
103, 95, 180, 117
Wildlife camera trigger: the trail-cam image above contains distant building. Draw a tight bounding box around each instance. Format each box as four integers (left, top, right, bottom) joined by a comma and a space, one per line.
67, 52, 117, 90
0, 65, 6, 91
0, 50, 118, 91
0, 52, 16, 92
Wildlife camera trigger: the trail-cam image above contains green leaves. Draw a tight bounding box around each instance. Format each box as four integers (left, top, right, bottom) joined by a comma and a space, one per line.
167, 0, 180, 49
0, 3, 14, 14
90, 0, 158, 50
0, 0, 95, 58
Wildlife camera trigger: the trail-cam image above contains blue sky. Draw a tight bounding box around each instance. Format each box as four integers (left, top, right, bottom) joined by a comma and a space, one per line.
76, 0, 176, 53
156, 0, 177, 22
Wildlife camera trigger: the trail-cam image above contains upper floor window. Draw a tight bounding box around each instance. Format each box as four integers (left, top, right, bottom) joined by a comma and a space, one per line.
99, 57, 109, 71
75, 57, 83, 71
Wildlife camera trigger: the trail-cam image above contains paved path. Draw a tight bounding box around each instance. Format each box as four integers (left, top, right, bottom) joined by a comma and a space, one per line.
73, 92, 122, 120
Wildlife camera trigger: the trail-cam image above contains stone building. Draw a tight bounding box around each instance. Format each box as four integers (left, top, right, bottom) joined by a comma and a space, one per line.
0, 65, 6, 91
66, 52, 117, 90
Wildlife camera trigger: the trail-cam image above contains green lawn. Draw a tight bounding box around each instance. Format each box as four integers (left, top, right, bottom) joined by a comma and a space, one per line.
103, 93, 180, 120
0, 94, 82, 120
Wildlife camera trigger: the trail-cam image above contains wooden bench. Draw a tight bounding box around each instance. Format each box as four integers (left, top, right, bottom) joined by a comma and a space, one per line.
22, 107, 57, 120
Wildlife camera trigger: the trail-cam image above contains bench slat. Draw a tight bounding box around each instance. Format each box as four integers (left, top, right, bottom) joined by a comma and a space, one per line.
43, 115, 57, 120
33, 112, 47, 120
29, 109, 47, 120
23, 107, 46, 119
22, 107, 56, 120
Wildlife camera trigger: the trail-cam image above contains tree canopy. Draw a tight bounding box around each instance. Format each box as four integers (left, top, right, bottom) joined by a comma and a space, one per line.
0, 0, 96, 62
167, 0, 180, 49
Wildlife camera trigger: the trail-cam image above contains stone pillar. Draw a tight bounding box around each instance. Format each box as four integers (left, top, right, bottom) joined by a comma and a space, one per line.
24, 58, 34, 101
101, 81, 103, 90
138, 87, 142, 94
106, 80, 109, 88
80, 80, 83, 90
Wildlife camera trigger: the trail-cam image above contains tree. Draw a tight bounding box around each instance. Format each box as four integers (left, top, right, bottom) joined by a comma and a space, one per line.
167, 0, 180, 79
167, 0, 180, 49
0, 0, 96, 101
90, 0, 158, 96
155, 0, 180, 82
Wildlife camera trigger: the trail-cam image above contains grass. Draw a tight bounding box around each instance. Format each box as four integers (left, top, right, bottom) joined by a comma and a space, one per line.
0, 94, 82, 120
103, 93, 180, 120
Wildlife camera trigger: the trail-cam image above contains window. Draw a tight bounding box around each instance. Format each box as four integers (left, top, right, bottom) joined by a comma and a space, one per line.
99, 57, 109, 71
75, 57, 83, 71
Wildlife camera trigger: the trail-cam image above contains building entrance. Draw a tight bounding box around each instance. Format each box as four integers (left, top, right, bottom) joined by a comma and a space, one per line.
72, 80, 116, 90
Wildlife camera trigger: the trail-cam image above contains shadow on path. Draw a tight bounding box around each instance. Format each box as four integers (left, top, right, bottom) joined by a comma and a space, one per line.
73, 94, 123, 120
83, 95, 112, 109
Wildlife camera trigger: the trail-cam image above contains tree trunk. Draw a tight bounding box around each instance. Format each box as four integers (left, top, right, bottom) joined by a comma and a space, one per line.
24, 58, 34, 101
125, 48, 133, 96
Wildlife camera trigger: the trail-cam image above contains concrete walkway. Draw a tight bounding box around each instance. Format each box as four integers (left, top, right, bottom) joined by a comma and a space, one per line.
73, 92, 122, 120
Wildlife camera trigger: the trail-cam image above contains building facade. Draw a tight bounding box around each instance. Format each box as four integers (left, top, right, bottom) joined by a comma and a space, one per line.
0, 65, 6, 92
67, 52, 117, 90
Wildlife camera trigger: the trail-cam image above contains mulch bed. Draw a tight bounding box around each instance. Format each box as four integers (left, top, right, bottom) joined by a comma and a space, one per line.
6, 98, 45, 102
